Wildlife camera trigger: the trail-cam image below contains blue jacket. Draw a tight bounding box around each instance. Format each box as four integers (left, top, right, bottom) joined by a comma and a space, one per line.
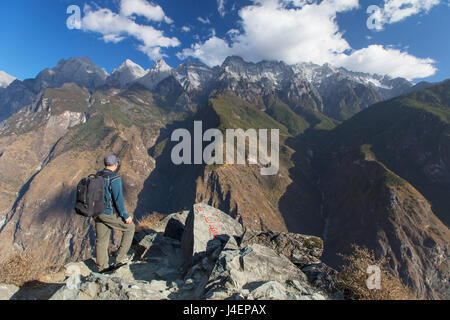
102, 169, 130, 220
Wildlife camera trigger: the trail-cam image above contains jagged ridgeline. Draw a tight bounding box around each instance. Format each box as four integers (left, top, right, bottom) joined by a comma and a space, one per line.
0, 56, 448, 300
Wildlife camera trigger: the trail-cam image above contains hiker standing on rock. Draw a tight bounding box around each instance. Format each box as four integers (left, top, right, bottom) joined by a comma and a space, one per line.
94, 155, 135, 273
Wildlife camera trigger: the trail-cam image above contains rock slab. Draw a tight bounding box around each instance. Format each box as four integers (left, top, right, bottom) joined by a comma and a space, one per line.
181, 203, 244, 269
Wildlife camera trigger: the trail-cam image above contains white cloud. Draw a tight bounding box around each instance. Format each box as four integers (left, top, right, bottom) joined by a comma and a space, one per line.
218, 0, 227, 16
377, 0, 440, 28
178, 0, 436, 80
80, 2, 179, 60
197, 16, 211, 24
181, 26, 191, 32
336, 45, 436, 80
177, 37, 233, 67
120, 0, 173, 23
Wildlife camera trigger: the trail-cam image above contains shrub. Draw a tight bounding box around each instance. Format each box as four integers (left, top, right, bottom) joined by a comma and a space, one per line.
136, 212, 166, 232
0, 251, 51, 287
338, 245, 417, 300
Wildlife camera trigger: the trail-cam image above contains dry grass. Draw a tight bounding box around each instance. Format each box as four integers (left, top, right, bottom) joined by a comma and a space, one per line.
0, 251, 53, 287
136, 212, 166, 232
338, 245, 417, 300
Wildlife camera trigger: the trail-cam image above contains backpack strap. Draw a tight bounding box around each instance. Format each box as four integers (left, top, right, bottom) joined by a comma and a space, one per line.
106, 175, 121, 210
96, 170, 120, 204
108, 176, 121, 193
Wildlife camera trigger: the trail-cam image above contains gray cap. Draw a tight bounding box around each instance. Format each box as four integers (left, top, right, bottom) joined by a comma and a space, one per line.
104, 155, 120, 166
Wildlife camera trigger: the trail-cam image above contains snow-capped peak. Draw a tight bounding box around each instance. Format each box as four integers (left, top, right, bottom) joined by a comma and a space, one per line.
151, 59, 172, 73
106, 59, 148, 88
35, 57, 109, 89
0, 71, 16, 88
136, 59, 173, 90
113, 59, 147, 78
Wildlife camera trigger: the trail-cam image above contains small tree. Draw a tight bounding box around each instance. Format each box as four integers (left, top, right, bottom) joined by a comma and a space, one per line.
338, 244, 416, 300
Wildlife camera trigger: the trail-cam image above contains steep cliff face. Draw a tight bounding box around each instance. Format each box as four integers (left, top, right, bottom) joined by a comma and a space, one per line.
314, 81, 450, 299
0, 85, 89, 231
319, 146, 449, 299
135, 92, 324, 234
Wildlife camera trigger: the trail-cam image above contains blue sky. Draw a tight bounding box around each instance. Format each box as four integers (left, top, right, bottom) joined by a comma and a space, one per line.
0, 0, 449, 83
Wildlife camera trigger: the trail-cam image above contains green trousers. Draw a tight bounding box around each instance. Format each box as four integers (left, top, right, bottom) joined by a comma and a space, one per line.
94, 212, 135, 270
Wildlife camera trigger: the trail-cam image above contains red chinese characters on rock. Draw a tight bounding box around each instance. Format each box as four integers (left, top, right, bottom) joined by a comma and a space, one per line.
195, 205, 226, 240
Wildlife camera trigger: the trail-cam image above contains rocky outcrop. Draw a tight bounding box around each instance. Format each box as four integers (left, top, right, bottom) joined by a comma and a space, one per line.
4, 203, 334, 301
239, 229, 323, 267
181, 203, 244, 270
202, 243, 325, 300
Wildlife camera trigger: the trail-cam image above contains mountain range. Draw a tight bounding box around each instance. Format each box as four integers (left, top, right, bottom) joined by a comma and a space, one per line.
0, 56, 415, 122
0, 56, 448, 300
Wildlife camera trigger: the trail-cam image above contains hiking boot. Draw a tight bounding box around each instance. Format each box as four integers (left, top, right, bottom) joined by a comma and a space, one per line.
115, 253, 134, 266
98, 266, 113, 274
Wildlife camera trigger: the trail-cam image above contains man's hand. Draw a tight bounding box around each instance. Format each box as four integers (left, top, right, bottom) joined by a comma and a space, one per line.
125, 217, 133, 224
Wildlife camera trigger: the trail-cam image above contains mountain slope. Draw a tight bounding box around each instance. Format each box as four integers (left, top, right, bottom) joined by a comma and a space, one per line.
313, 80, 450, 299
0, 84, 188, 267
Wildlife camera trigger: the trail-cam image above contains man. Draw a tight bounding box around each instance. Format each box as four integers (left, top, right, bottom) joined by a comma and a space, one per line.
94, 155, 135, 272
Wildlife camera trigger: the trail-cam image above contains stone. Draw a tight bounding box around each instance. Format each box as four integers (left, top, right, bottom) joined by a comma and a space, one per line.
248, 281, 288, 300
64, 261, 93, 278
301, 263, 343, 296
161, 211, 189, 240
164, 217, 186, 241
181, 203, 244, 270
203, 244, 307, 299
240, 229, 323, 267
0, 283, 20, 300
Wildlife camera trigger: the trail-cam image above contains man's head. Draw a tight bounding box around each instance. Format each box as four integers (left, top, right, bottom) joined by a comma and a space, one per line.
104, 155, 121, 172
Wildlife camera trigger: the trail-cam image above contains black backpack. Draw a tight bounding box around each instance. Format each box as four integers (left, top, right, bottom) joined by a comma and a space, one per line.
74, 171, 120, 218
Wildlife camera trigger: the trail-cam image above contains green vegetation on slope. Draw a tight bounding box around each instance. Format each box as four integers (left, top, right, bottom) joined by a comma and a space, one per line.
45, 83, 91, 115
264, 97, 310, 135
319, 79, 450, 226
210, 92, 290, 135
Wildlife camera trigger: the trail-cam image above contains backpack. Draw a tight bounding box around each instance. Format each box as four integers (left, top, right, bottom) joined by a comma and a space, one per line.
74, 171, 120, 218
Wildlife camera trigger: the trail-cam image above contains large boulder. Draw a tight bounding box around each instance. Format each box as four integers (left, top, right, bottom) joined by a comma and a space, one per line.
181, 203, 244, 270
203, 244, 327, 300
133, 230, 184, 273
163, 211, 189, 241
240, 229, 323, 267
